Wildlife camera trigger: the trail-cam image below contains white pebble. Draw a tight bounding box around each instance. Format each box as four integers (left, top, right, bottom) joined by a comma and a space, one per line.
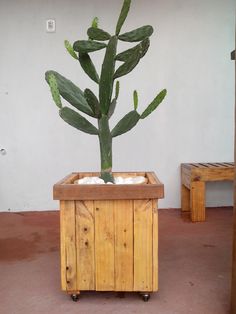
78, 177, 105, 184
77, 175, 146, 185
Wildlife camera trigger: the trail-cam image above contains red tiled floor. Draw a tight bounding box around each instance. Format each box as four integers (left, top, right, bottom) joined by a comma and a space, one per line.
0, 208, 233, 314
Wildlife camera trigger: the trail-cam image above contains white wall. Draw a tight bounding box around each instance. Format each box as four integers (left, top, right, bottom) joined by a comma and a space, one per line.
0, 0, 234, 211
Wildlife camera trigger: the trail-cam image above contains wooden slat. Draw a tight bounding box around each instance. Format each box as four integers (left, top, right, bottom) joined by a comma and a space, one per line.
181, 165, 191, 175
54, 184, 164, 201
152, 200, 158, 291
181, 184, 190, 212
192, 167, 234, 181
208, 163, 220, 167
204, 163, 215, 167
75, 201, 95, 290
199, 163, 210, 168
146, 172, 161, 185
216, 162, 230, 167
181, 165, 191, 211
53, 172, 164, 201
60, 200, 77, 291
60, 201, 67, 291
212, 163, 229, 168
57, 173, 80, 185
181, 163, 192, 170
191, 182, 205, 222
114, 200, 133, 291
182, 170, 191, 189
220, 163, 232, 167
114, 172, 146, 177
134, 200, 153, 291
192, 163, 203, 168
95, 200, 115, 291
189, 163, 199, 168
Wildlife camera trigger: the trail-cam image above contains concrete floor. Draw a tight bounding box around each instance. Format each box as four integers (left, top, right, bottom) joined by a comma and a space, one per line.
0, 207, 233, 314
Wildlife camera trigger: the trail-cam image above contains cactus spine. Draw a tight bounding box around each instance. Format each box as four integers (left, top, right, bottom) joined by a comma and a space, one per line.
45, 0, 167, 182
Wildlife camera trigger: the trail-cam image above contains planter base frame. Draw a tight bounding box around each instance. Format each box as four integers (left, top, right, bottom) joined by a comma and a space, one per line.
54, 172, 164, 300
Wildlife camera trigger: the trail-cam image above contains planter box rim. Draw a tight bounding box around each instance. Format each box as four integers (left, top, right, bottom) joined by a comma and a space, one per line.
54, 171, 164, 201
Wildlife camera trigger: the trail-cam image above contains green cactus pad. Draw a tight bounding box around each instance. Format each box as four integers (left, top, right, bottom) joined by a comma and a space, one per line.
133, 90, 138, 110
78, 53, 99, 84
59, 107, 99, 135
140, 89, 167, 119
139, 38, 150, 58
99, 36, 118, 114
111, 110, 140, 137
45, 71, 94, 117
84, 88, 100, 118
64, 40, 78, 59
91, 17, 99, 28
115, 0, 131, 35
47, 73, 62, 108
114, 47, 141, 79
115, 38, 150, 62
108, 98, 117, 118
73, 40, 107, 53
118, 25, 153, 42
87, 27, 111, 41
115, 81, 120, 99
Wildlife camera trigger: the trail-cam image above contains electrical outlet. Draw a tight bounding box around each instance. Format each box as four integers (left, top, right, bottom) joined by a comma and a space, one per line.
46, 19, 56, 33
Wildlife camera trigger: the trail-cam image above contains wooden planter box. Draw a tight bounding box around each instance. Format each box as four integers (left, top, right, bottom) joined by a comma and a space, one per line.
54, 172, 164, 301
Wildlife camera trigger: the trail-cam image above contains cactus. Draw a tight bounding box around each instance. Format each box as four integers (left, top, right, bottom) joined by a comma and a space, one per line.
91, 17, 99, 29
133, 90, 138, 110
115, 38, 150, 62
84, 88, 100, 118
73, 40, 107, 53
99, 36, 118, 114
115, 0, 131, 35
45, 0, 167, 183
78, 53, 100, 84
64, 40, 78, 60
47, 73, 62, 108
118, 25, 154, 42
87, 27, 111, 41
111, 110, 140, 138
60, 107, 99, 135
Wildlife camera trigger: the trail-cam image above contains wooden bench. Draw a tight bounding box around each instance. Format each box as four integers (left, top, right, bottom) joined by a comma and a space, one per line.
181, 162, 234, 222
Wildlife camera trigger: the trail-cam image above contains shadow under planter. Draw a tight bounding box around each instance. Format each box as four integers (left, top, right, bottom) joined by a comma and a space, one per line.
53, 172, 164, 301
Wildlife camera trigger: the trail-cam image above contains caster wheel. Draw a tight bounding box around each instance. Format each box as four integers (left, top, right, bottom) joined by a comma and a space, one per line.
71, 294, 79, 302
142, 293, 150, 302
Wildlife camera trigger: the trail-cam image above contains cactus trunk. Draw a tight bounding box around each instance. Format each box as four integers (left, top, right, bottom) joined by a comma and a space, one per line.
98, 115, 114, 183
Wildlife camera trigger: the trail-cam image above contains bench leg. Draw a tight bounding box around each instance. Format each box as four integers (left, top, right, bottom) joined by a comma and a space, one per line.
190, 181, 205, 222
181, 184, 190, 212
